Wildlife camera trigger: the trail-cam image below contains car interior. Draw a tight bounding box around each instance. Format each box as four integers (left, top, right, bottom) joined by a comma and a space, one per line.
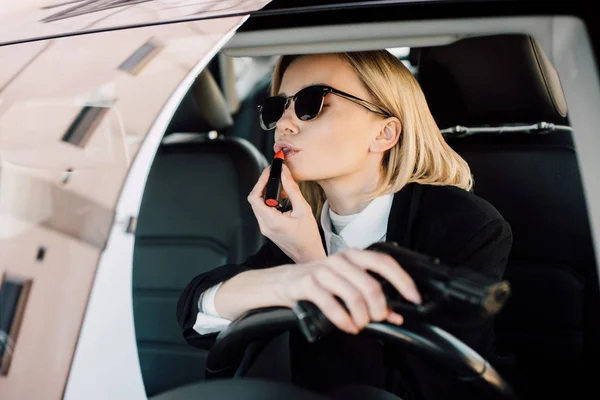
131, 68, 268, 395
130, 32, 599, 400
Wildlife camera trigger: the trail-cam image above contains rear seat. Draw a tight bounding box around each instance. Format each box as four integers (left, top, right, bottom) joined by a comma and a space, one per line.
132, 69, 268, 397
230, 73, 274, 160
415, 34, 600, 400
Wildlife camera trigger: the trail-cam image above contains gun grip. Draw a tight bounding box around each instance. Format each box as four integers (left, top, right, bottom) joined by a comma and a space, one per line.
367, 270, 440, 319
387, 298, 439, 318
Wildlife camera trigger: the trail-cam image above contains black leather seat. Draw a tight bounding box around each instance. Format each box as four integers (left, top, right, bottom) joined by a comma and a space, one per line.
132, 69, 268, 397
414, 34, 600, 400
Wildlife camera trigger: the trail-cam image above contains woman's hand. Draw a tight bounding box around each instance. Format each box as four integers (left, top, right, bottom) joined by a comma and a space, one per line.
273, 248, 423, 334
247, 164, 326, 263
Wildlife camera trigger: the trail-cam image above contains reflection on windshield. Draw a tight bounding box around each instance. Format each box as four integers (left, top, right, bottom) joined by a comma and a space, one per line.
0, 0, 271, 46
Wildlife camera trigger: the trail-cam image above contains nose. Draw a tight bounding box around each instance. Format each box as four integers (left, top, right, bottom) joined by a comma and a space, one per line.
275, 99, 299, 135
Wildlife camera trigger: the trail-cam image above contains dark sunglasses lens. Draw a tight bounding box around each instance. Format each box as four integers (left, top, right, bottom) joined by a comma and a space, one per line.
260, 97, 285, 130
295, 86, 324, 121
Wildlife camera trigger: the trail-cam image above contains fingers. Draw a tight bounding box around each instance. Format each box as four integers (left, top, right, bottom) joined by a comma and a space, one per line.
300, 265, 404, 333
247, 167, 281, 221
387, 311, 404, 326
340, 249, 422, 305
248, 165, 301, 216
300, 275, 359, 335
325, 255, 389, 322
280, 164, 309, 214
294, 250, 416, 334
312, 268, 370, 329
247, 166, 271, 206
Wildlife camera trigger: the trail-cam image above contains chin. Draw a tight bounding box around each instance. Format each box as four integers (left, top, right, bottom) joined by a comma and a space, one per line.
287, 159, 340, 183
289, 169, 330, 185
287, 164, 315, 183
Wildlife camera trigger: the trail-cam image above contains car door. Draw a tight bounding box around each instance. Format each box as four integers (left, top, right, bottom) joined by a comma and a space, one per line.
0, 2, 271, 400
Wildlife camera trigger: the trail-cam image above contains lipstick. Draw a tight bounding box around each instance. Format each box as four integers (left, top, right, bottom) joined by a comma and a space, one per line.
265, 150, 285, 207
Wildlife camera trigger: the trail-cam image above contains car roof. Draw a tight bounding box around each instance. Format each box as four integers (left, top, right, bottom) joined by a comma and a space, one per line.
0, 0, 272, 47
0, 0, 525, 47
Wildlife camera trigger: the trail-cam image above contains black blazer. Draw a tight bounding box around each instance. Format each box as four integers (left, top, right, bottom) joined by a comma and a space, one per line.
177, 182, 513, 399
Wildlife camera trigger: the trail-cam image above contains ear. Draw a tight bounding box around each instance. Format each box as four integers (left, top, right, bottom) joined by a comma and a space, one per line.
370, 117, 401, 153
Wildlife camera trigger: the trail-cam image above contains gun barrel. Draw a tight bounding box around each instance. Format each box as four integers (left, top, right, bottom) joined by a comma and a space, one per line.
368, 242, 511, 317
435, 277, 511, 316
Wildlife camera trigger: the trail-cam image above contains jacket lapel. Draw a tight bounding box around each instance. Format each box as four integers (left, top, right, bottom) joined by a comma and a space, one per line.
386, 182, 415, 245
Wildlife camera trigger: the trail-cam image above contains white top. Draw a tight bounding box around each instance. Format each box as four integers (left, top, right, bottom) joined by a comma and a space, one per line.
329, 210, 358, 235
192, 193, 395, 336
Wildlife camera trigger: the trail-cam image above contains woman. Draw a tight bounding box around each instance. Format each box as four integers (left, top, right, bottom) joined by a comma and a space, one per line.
177, 51, 512, 399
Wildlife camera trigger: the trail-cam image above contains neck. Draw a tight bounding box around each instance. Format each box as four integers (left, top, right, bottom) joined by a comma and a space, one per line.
317, 160, 382, 215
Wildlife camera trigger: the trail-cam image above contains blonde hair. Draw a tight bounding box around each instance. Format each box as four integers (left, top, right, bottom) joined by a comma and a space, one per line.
270, 51, 473, 221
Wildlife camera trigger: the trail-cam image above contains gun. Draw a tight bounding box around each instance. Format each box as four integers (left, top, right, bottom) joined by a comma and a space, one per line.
293, 241, 511, 343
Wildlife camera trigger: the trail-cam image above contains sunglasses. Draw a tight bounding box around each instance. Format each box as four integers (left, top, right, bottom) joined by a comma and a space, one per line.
257, 85, 390, 131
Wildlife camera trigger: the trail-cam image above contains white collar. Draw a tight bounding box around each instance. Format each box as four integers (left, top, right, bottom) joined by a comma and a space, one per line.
320, 193, 394, 254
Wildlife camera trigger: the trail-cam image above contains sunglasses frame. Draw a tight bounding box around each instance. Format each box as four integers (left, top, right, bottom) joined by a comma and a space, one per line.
257, 85, 391, 131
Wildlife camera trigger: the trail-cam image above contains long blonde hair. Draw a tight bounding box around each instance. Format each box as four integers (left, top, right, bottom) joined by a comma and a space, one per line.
270, 51, 473, 221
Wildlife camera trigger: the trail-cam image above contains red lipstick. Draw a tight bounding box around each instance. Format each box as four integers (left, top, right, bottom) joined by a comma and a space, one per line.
265, 150, 285, 207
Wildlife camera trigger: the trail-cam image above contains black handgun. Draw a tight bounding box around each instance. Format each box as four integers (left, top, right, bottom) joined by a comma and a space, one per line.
293, 241, 511, 343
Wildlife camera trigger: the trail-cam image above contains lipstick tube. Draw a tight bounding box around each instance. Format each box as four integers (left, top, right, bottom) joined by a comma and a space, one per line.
265, 150, 284, 207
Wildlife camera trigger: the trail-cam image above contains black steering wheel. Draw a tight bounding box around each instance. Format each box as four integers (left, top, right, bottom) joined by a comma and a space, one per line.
205, 243, 516, 400
204, 306, 516, 400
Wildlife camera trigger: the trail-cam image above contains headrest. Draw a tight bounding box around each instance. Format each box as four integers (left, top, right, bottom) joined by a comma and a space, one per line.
193, 69, 233, 132
164, 69, 233, 135
413, 34, 568, 128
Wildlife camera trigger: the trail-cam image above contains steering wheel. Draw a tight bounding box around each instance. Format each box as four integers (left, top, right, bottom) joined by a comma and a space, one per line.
205, 243, 515, 399
204, 305, 516, 400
